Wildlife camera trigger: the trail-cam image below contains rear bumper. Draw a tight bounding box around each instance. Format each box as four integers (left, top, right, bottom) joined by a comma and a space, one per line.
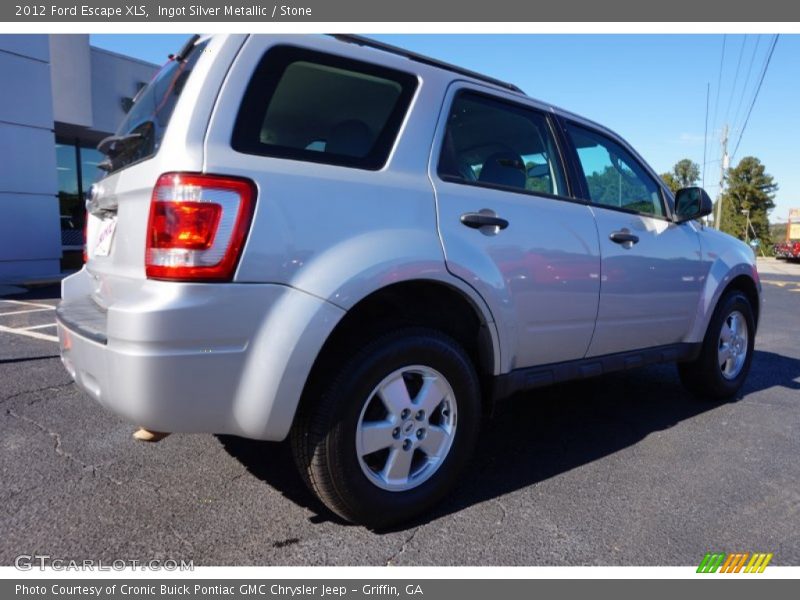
57, 268, 344, 441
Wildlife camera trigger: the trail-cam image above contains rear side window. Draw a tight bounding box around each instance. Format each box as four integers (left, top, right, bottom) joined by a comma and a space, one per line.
438, 91, 568, 197
107, 38, 208, 173
232, 46, 418, 170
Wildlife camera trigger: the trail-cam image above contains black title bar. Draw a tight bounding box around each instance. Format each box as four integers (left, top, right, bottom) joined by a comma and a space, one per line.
4, 0, 800, 22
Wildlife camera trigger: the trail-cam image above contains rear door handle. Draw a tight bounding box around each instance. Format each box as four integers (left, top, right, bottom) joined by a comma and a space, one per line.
609, 230, 639, 246
460, 212, 509, 230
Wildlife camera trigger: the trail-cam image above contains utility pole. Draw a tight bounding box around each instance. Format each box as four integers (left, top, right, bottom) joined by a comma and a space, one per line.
714, 124, 729, 230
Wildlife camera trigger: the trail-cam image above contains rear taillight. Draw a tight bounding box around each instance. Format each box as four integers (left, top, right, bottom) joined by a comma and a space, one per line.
145, 173, 256, 281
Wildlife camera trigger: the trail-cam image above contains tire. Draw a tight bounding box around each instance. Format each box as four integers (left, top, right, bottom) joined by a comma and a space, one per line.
677, 290, 755, 400
291, 327, 481, 529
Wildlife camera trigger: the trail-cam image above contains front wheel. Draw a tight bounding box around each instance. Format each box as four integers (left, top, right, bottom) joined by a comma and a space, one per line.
678, 290, 756, 400
291, 328, 481, 528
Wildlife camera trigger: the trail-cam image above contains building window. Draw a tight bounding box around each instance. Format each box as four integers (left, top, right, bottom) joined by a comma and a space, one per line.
55, 139, 105, 268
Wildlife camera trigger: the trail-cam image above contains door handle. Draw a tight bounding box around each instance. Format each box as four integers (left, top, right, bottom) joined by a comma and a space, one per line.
460, 212, 509, 230
609, 230, 639, 246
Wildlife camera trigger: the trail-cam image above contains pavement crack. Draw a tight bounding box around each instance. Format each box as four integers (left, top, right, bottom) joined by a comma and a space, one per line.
6, 408, 123, 486
167, 522, 194, 552
385, 527, 419, 566
493, 497, 508, 527
478, 498, 509, 562
0, 381, 73, 406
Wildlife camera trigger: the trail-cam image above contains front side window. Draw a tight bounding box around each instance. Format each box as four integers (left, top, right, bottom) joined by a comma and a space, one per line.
232, 46, 418, 170
438, 91, 567, 197
566, 123, 664, 217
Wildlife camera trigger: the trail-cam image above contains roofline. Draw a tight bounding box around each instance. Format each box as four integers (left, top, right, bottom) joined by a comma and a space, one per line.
89, 46, 160, 69
330, 34, 525, 95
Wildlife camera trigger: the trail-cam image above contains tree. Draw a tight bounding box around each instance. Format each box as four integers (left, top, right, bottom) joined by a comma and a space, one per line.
586, 166, 652, 212
660, 172, 680, 193
660, 158, 700, 193
717, 156, 777, 245
674, 159, 701, 188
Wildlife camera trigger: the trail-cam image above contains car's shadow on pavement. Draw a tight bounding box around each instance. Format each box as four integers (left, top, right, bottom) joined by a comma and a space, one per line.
218, 349, 800, 532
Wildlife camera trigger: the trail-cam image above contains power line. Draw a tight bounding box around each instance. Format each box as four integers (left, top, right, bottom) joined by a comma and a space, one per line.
702, 82, 710, 189
710, 34, 727, 153
724, 35, 747, 126
731, 35, 762, 135
731, 34, 779, 161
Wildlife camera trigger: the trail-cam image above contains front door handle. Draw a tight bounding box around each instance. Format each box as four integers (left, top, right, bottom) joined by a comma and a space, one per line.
609, 230, 640, 246
460, 212, 509, 230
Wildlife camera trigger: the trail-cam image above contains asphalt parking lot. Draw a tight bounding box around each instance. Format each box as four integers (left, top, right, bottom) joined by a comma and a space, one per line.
1, 259, 799, 566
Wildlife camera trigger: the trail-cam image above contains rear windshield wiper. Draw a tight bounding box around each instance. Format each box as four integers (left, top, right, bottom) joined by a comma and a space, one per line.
169, 34, 201, 62
97, 133, 143, 156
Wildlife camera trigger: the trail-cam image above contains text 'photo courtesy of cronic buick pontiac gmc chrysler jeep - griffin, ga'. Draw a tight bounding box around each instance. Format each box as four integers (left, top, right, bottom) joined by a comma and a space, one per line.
56, 34, 761, 528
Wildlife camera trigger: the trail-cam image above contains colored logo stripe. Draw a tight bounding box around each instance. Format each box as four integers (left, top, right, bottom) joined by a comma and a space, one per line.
719, 553, 749, 573
697, 552, 773, 573
697, 553, 726, 573
744, 553, 773, 573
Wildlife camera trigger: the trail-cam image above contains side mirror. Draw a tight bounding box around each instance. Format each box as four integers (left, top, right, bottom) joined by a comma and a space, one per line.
674, 187, 713, 223
527, 163, 549, 178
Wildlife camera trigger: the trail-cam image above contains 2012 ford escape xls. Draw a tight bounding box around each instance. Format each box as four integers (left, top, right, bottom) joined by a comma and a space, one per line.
57, 34, 761, 528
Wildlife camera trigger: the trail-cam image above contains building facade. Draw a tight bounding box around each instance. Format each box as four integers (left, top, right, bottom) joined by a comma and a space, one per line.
0, 34, 157, 282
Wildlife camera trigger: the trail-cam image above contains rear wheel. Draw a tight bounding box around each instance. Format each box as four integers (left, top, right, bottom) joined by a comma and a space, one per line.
678, 290, 755, 400
291, 328, 481, 529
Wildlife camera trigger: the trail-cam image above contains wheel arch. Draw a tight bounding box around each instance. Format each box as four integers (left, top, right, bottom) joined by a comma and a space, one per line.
722, 274, 761, 329
296, 278, 501, 421
687, 257, 761, 344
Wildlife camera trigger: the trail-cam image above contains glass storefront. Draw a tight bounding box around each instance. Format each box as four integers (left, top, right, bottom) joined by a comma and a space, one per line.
55, 138, 104, 267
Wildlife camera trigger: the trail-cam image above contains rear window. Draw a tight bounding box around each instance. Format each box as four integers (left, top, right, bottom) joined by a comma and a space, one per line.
232, 45, 418, 170
105, 38, 208, 173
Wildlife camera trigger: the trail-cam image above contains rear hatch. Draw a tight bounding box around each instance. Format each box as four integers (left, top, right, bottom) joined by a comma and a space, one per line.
83, 35, 211, 306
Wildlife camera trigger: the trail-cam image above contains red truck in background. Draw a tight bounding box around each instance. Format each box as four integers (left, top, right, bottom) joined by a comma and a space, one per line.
774, 208, 800, 260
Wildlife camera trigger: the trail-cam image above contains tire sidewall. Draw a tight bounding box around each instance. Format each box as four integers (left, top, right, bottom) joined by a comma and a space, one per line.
323, 329, 480, 526
703, 292, 756, 396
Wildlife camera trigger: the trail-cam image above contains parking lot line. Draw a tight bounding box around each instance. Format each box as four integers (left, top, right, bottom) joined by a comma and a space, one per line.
0, 307, 55, 316
0, 299, 57, 310
22, 323, 58, 331
0, 323, 59, 343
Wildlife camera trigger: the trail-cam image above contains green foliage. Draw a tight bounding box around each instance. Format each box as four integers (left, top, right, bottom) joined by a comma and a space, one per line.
586, 166, 651, 210
673, 159, 701, 188
524, 161, 553, 194
660, 172, 680, 193
660, 158, 700, 193
769, 222, 787, 242
717, 156, 777, 245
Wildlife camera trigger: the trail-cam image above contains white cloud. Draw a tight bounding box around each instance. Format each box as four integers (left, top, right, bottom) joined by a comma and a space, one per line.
676, 132, 706, 145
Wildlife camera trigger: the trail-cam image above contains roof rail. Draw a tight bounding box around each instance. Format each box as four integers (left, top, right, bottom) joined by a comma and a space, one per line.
330, 34, 525, 95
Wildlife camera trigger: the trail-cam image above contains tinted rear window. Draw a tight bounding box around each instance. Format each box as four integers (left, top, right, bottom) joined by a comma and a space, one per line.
106, 39, 208, 173
232, 45, 418, 170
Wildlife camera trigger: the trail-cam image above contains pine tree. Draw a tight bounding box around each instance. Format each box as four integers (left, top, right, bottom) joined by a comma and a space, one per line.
717, 156, 777, 245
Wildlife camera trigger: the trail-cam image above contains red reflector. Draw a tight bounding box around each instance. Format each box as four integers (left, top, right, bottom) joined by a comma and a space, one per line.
82, 212, 88, 264
145, 173, 256, 281
150, 201, 222, 250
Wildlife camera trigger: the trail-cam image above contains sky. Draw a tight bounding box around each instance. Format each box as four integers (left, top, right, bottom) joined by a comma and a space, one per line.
91, 34, 799, 221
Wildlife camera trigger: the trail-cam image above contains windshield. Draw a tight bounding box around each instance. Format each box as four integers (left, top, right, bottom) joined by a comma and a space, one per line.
103, 37, 208, 173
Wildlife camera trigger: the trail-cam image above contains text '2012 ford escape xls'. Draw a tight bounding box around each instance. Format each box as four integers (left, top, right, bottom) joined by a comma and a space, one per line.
57, 34, 761, 528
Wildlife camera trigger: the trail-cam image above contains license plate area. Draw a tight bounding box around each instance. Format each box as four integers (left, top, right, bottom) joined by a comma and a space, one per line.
93, 218, 117, 257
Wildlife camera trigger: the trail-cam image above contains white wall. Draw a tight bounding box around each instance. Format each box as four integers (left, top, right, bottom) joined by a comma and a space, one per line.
0, 35, 158, 282
91, 48, 157, 135
50, 35, 93, 128
0, 35, 61, 282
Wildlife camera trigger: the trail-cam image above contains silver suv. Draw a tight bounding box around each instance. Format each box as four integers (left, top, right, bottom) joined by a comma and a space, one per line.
57, 34, 761, 528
